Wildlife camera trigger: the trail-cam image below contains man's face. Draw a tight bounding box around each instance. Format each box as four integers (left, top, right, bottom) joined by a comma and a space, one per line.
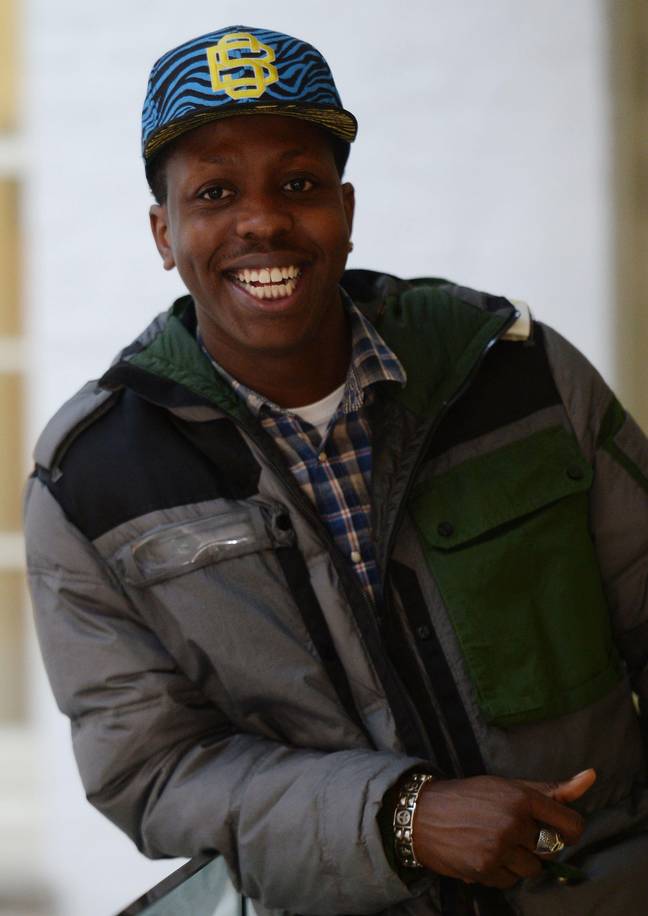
149, 115, 355, 381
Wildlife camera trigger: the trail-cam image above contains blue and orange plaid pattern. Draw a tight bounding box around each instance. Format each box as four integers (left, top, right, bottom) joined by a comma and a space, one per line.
200, 300, 406, 605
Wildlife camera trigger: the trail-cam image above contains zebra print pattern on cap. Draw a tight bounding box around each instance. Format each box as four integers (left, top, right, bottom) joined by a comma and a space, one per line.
142, 25, 357, 160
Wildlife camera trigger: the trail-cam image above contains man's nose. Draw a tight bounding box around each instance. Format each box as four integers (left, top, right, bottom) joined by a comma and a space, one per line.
234, 192, 293, 241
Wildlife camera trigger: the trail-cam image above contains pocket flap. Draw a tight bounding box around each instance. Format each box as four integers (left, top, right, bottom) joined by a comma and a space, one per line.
412, 425, 592, 549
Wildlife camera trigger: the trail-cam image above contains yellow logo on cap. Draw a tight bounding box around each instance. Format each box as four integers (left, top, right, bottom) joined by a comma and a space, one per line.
206, 32, 279, 100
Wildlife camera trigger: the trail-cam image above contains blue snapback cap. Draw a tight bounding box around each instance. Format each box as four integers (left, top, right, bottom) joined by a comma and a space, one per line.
142, 25, 358, 162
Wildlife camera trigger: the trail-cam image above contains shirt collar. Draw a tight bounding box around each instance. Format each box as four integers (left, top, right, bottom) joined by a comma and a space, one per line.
342, 293, 406, 412
198, 292, 407, 419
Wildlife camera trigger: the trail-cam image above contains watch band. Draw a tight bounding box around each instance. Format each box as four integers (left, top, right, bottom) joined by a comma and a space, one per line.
392, 772, 434, 868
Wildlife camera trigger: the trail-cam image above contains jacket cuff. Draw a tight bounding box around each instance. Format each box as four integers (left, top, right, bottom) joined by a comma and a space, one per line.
376, 766, 439, 884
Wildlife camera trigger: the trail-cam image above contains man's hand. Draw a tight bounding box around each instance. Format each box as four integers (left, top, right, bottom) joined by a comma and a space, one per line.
412, 769, 596, 889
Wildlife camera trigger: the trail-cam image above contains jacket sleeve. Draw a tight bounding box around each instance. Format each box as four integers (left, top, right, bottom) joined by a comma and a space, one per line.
542, 326, 648, 729
24, 475, 431, 916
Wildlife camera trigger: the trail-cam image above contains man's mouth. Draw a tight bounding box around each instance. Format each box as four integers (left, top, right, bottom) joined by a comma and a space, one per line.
227, 265, 303, 301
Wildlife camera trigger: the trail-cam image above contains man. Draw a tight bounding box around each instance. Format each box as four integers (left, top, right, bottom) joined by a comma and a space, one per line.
24, 25, 648, 916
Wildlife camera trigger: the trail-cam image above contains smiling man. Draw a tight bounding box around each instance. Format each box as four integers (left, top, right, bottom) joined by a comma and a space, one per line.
24, 25, 648, 916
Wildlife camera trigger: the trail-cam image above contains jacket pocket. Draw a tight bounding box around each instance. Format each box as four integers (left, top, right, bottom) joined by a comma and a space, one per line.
113, 499, 294, 586
409, 425, 622, 726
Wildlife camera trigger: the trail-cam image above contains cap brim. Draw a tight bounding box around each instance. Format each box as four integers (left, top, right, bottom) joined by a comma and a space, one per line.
144, 103, 357, 162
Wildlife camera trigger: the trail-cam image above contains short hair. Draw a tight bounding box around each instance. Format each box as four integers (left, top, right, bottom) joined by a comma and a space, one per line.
145, 132, 350, 205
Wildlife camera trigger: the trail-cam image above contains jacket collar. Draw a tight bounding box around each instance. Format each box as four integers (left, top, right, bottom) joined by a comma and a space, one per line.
100, 272, 517, 422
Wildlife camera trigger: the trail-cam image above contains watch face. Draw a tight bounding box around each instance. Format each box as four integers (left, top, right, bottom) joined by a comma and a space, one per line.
115, 855, 239, 916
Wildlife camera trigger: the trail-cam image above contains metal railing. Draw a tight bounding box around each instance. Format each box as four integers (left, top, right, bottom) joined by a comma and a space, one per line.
115, 854, 247, 916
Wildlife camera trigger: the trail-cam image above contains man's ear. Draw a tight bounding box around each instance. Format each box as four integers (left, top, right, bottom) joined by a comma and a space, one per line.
149, 204, 176, 271
342, 182, 355, 239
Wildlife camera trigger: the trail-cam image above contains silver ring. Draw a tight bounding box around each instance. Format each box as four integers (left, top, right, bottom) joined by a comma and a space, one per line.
535, 827, 565, 855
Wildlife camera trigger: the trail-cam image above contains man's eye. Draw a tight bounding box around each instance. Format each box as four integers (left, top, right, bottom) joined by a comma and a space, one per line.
284, 178, 313, 193
200, 186, 233, 201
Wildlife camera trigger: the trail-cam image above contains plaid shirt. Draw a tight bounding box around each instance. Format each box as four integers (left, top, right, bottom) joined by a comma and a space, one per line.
200, 299, 406, 605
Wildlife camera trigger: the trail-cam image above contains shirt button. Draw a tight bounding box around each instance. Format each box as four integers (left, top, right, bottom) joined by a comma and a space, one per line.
437, 521, 454, 538
350, 550, 362, 563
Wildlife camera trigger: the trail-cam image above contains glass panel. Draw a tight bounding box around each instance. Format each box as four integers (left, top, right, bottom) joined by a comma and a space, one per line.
0, 372, 23, 530
0, 0, 17, 131
0, 180, 21, 336
0, 571, 25, 721
116, 855, 242, 916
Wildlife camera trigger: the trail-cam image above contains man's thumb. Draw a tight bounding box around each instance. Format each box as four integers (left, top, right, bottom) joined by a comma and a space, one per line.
536, 768, 597, 803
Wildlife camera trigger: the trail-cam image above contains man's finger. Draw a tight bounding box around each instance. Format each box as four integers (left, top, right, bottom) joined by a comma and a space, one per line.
543, 768, 596, 804
519, 768, 596, 804
513, 769, 595, 846
526, 792, 585, 845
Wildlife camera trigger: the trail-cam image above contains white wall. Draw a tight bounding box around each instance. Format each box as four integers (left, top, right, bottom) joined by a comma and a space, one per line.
24, 1, 613, 913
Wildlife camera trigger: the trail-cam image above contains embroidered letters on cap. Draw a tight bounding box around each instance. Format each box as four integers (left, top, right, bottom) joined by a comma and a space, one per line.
206, 32, 279, 100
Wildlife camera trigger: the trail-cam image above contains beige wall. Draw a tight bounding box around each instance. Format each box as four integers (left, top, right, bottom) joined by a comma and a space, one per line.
0, 3, 47, 914
611, 0, 648, 430
0, 2, 25, 724
0, 0, 17, 131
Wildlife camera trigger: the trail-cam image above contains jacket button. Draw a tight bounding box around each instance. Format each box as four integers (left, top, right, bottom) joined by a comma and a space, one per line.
416, 625, 431, 640
276, 513, 291, 531
437, 521, 454, 538
566, 464, 584, 481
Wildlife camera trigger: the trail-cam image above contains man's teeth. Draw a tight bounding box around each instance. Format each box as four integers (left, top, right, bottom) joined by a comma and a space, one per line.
231, 265, 301, 300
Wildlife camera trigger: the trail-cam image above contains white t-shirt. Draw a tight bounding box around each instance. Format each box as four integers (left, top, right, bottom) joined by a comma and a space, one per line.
290, 382, 345, 440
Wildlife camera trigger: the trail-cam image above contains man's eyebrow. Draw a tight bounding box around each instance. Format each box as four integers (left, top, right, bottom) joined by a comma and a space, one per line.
200, 153, 239, 165
278, 147, 309, 161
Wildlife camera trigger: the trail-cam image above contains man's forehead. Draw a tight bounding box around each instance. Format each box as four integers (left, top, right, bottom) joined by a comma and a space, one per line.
198, 147, 316, 165
164, 115, 338, 167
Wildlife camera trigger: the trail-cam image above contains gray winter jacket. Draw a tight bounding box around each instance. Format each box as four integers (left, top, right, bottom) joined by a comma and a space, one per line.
24, 273, 648, 915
